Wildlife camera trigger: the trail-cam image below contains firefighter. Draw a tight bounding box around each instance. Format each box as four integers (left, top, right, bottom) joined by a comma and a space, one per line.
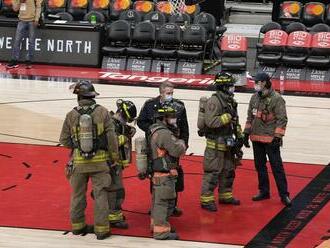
200, 72, 243, 212
243, 72, 291, 207
149, 103, 187, 240
59, 81, 119, 240
108, 99, 137, 229
137, 82, 189, 216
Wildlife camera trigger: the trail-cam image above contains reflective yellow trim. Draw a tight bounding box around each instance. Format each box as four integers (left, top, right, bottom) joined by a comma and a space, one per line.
122, 103, 131, 120
72, 222, 85, 230
108, 211, 124, 222
119, 160, 129, 168
206, 140, 228, 151
200, 194, 215, 203
118, 135, 126, 146
220, 113, 231, 125
94, 225, 109, 233
97, 123, 104, 135
73, 149, 109, 164
219, 192, 233, 199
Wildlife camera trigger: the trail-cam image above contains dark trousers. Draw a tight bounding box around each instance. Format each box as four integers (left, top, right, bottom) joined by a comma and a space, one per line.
252, 141, 289, 198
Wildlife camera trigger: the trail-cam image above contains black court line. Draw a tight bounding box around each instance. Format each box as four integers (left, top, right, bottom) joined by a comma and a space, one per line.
245, 163, 330, 248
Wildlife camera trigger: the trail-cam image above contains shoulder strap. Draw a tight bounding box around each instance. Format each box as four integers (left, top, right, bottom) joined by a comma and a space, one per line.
74, 104, 99, 115
212, 93, 228, 111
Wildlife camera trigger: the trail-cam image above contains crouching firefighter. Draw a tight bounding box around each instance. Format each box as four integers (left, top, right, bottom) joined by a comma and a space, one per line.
149, 103, 186, 240
59, 81, 119, 240
108, 99, 137, 229
198, 72, 244, 212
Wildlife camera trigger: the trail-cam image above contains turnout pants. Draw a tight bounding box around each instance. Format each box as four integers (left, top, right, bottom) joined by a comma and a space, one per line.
151, 173, 177, 240
108, 166, 125, 224
252, 141, 289, 198
201, 147, 236, 205
70, 170, 111, 235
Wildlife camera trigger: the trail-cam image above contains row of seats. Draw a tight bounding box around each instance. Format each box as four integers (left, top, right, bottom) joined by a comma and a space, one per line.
278, 1, 330, 26
0, 0, 200, 22
103, 20, 209, 61
256, 22, 330, 68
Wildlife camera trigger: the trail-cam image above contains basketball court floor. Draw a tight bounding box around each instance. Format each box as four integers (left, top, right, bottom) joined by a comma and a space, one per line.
0, 64, 330, 248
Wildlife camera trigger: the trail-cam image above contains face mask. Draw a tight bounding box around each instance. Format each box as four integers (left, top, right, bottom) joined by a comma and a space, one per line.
254, 84, 262, 92
164, 95, 173, 102
228, 86, 235, 94
167, 118, 177, 126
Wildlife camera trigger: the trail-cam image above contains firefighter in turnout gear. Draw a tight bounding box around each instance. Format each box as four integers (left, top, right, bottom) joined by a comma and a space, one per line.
108, 99, 137, 229
59, 81, 119, 240
149, 103, 186, 240
200, 72, 243, 212
137, 82, 189, 217
243, 72, 291, 207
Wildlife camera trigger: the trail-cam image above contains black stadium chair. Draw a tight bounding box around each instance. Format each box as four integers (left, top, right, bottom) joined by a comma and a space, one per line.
310, 23, 330, 34
168, 13, 191, 26
83, 10, 106, 23
119, 9, 142, 27
177, 24, 207, 61
67, 0, 89, 21
1, 0, 18, 18
56, 12, 74, 21
102, 20, 131, 56
109, 0, 132, 21
193, 12, 216, 40
126, 21, 156, 57
143, 11, 166, 29
306, 32, 330, 68
152, 23, 181, 59
282, 30, 312, 66
256, 22, 282, 48
256, 29, 288, 66
87, 0, 110, 21
279, 1, 303, 24
302, 2, 325, 26
285, 21, 307, 34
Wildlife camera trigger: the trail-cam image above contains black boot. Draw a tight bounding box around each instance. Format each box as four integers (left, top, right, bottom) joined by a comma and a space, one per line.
201, 203, 217, 212
110, 221, 129, 229
252, 192, 270, 201
281, 196, 292, 207
72, 225, 94, 235
171, 207, 183, 217
219, 197, 241, 205
96, 232, 110, 240
160, 232, 179, 240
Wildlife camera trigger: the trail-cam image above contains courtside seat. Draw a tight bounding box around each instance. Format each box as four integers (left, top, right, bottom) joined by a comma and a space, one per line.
177, 24, 207, 60
310, 23, 330, 33
152, 23, 181, 58
282, 30, 312, 66
285, 21, 307, 34
256, 22, 282, 49
109, 0, 131, 21
126, 21, 156, 57
119, 9, 142, 27
143, 11, 166, 29
257, 29, 288, 65
306, 31, 330, 68
102, 20, 131, 55
168, 13, 191, 26
193, 12, 216, 40
67, 0, 89, 21
56, 12, 74, 21
133, 0, 154, 18
87, 0, 110, 21
302, 2, 325, 26
83, 10, 106, 23
278, 1, 303, 24
220, 34, 247, 71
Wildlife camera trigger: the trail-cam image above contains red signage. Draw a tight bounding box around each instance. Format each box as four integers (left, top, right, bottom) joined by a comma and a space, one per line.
220, 34, 248, 52
287, 31, 312, 47
263, 30, 288, 47
311, 32, 330, 49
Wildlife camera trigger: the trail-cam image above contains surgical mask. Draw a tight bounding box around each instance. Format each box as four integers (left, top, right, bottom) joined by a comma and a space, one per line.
167, 118, 177, 126
228, 86, 235, 94
164, 95, 173, 102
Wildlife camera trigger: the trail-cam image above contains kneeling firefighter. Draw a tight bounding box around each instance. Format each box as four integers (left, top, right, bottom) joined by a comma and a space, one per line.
108, 99, 137, 229
199, 72, 244, 212
59, 81, 119, 240
148, 103, 186, 240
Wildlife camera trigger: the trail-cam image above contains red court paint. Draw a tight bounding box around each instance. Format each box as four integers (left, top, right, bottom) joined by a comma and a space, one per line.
0, 142, 326, 246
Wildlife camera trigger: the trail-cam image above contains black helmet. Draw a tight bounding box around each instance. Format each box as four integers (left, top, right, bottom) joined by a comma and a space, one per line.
156, 102, 176, 119
214, 72, 236, 88
73, 81, 99, 97
254, 72, 272, 89
116, 99, 137, 123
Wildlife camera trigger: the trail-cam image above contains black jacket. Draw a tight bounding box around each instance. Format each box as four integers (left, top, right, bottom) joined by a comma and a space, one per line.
137, 96, 189, 146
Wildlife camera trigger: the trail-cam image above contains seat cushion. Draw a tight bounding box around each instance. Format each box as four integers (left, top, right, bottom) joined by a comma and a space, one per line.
102, 46, 126, 55
282, 55, 307, 65
126, 47, 151, 56
177, 50, 203, 59
257, 53, 282, 64
152, 48, 177, 58
306, 56, 330, 67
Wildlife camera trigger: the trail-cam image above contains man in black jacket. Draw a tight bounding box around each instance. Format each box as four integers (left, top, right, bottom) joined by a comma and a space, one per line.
137, 82, 189, 216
